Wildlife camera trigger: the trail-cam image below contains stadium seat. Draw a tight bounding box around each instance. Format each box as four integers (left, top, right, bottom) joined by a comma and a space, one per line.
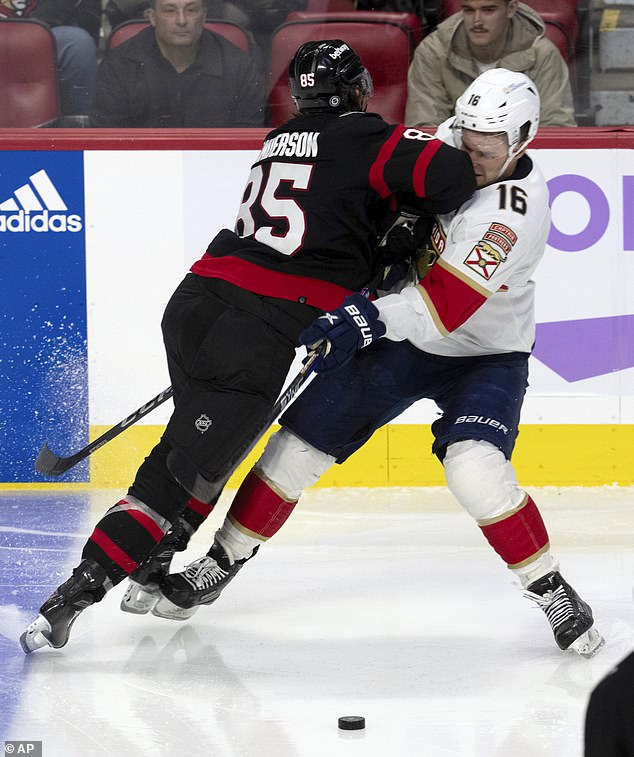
108, 19, 250, 51
521, 0, 578, 49
0, 18, 59, 127
541, 18, 574, 63
268, 20, 412, 126
286, 11, 424, 49
304, 0, 356, 11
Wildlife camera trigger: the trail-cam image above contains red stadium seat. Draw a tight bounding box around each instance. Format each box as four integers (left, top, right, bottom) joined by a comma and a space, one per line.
304, 0, 356, 11
541, 18, 574, 63
520, 0, 578, 49
286, 11, 424, 49
268, 20, 412, 127
108, 19, 250, 51
0, 18, 59, 127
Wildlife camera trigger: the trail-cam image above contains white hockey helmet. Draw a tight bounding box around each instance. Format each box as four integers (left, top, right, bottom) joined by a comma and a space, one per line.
454, 68, 540, 158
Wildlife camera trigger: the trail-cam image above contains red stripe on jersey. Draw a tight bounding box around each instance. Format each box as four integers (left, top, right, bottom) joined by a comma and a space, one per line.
420, 263, 487, 332
186, 496, 213, 517
122, 507, 165, 542
412, 139, 443, 198
479, 496, 549, 567
90, 528, 139, 573
368, 125, 406, 198
190, 255, 353, 311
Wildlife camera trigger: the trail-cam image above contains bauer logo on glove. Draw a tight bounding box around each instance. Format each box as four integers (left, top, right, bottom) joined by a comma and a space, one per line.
300, 293, 386, 373
343, 302, 375, 347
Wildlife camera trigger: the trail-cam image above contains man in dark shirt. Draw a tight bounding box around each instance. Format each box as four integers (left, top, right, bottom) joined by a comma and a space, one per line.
91, 0, 265, 127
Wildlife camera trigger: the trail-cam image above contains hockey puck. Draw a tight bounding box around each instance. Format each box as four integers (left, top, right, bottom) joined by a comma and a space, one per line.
338, 716, 365, 731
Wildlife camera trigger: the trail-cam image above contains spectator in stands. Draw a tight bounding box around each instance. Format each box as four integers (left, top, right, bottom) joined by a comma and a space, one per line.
92, 0, 265, 127
0, 0, 99, 117
405, 0, 576, 127
104, 0, 247, 39
103, 0, 292, 70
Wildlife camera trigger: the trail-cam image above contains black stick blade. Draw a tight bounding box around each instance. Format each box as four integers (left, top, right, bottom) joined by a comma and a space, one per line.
35, 443, 78, 476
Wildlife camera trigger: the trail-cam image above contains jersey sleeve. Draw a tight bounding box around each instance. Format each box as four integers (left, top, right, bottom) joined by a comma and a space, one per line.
368, 125, 477, 213
375, 195, 528, 345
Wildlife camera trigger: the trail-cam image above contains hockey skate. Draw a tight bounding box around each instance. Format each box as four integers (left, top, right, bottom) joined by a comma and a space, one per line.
20, 559, 108, 654
151, 542, 258, 621
523, 571, 604, 657
120, 518, 192, 615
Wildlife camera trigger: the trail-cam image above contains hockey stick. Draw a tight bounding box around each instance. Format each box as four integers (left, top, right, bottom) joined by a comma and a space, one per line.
35, 386, 174, 476
166, 343, 326, 503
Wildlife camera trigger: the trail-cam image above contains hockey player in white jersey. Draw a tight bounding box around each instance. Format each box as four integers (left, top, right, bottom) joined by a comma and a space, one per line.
150, 69, 605, 658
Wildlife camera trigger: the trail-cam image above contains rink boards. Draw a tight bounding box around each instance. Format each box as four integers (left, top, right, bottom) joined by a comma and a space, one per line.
1, 128, 633, 486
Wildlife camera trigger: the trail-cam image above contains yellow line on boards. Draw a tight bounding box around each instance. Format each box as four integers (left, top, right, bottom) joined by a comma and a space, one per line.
3, 425, 634, 490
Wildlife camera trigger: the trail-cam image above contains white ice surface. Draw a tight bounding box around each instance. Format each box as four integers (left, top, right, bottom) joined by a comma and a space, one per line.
2, 486, 633, 757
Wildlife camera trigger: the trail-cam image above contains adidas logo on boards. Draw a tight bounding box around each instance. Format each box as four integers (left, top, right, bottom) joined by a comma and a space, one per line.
0, 169, 82, 233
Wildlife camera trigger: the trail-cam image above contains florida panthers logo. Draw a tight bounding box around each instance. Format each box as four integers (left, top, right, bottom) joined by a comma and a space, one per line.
464, 241, 504, 280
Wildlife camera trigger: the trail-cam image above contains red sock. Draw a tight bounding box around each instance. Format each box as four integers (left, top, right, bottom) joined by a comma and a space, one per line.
228, 470, 297, 539
479, 495, 550, 568
82, 497, 168, 582
182, 495, 216, 531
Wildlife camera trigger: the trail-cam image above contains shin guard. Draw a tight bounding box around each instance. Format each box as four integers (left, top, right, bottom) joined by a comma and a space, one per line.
478, 495, 550, 568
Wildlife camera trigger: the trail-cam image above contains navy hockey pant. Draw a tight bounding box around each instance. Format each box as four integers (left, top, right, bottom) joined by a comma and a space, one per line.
281, 337, 530, 464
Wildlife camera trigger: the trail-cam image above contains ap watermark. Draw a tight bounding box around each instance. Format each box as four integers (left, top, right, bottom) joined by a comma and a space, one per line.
4, 742, 42, 756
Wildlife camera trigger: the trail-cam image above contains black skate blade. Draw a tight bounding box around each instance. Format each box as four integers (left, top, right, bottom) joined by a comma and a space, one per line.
35, 443, 78, 476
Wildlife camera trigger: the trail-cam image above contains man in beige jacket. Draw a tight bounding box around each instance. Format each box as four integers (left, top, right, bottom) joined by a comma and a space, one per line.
405, 0, 576, 126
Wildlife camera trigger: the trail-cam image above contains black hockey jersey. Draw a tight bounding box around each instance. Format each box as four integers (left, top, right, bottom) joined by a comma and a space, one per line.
191, 111, 476, 311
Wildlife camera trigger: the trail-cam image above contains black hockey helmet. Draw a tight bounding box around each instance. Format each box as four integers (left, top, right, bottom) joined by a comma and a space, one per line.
288, 39, 374, 114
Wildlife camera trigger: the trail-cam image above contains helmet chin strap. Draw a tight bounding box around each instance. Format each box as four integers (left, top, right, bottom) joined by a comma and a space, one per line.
494, 140, 526, 182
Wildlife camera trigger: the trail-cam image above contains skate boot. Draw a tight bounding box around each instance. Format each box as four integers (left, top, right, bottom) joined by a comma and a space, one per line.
120, 517, 192, 615
20, 559, 108, 654
152, 542, 258, 621
523, 571, 605, 657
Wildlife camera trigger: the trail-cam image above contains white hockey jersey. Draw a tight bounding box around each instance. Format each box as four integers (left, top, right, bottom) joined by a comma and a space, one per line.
375, 125, 551, 357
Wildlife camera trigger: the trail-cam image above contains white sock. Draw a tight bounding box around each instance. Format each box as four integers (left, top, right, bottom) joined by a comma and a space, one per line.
512, 551, 559, 589
214, 519, 262, 564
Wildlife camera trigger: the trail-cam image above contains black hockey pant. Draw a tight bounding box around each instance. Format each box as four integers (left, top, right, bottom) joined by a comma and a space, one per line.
128, 274, 316, 523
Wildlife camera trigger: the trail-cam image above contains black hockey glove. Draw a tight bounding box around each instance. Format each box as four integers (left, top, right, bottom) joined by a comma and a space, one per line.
375, 208, 436, 292
377, 208, 435, 267
299, 293, 386, 374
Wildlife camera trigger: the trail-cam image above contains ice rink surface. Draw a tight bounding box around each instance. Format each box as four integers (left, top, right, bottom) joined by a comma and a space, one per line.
1, 485, 633, 757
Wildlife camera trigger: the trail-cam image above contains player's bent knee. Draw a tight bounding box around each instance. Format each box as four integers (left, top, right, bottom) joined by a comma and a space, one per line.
443, 439, 525, 520
257, 428, 336, 500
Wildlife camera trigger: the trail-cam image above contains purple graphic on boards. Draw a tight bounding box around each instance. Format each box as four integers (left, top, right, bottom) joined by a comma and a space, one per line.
534, 314, 634, 381
547, 175, 611, 251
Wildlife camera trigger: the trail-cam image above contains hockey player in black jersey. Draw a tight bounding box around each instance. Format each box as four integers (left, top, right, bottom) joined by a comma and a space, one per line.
21, 39, 476, 653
